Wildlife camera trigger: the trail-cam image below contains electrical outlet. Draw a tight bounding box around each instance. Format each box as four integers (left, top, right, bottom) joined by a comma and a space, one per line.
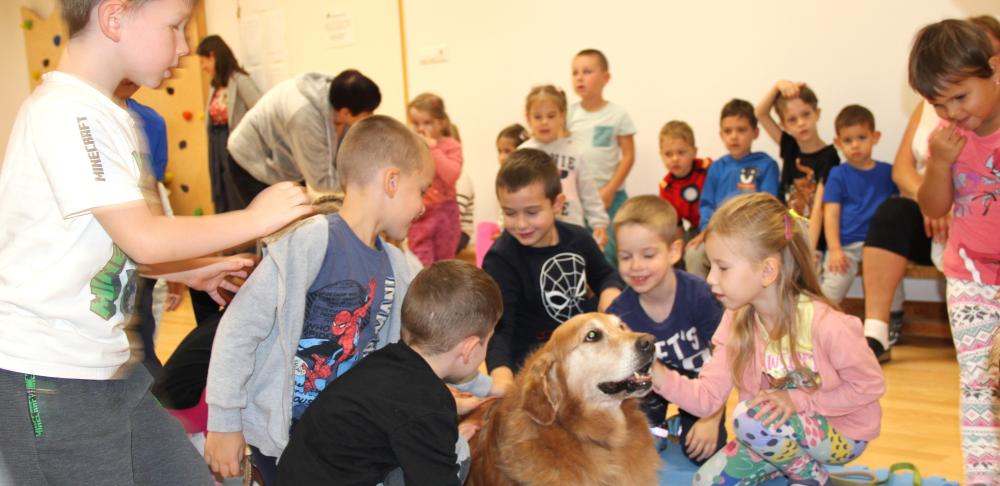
418, 45, 448, 65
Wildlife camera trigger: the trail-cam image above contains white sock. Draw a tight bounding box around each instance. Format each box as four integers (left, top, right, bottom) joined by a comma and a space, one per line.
864, 318, 890, 350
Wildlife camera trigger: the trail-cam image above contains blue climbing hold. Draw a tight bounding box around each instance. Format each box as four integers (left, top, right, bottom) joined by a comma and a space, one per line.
53, 34, 61, 46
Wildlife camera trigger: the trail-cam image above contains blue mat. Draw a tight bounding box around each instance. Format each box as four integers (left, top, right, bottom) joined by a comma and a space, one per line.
657, 443, 958, 485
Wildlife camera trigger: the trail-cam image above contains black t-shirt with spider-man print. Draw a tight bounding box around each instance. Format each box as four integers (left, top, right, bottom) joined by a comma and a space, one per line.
291, 213, 396, 424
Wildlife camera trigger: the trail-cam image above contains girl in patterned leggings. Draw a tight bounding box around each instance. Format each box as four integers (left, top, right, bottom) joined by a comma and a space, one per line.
651, 193, 886, 485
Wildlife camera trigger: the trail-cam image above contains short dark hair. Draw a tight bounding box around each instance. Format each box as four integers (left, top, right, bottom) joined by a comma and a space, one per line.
575, 49, 609, 71
196, 35, 246, 89
908, 19, 995, 100
774, 85, 819, 120
720, 99, 758, 129
329, 70, 382, 115
337, 115, 426, 187
495, 148, 562, 202
835, 104, 876, 134
496, 124, 529, 146
968, 15, 1000, 48
401, 261, 502, 355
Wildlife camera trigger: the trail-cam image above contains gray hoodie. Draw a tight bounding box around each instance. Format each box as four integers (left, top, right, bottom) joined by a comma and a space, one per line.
206, 214, 412, 458
227, 73, 342, 202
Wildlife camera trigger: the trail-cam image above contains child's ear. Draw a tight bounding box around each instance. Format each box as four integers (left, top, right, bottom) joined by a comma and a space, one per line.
872, 130, 882, 145
98, 0, 128, 42
668, 239, 683, 265
760, 255, 780, 287
752, 127, 760, 140
383, 167, 401, 198
459, 335, 482, 363
833, 136, 844, 151
552, 193, 567, 214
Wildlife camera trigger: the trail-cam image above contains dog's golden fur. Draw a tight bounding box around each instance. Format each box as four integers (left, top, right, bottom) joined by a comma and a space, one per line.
465, 313, 661, 486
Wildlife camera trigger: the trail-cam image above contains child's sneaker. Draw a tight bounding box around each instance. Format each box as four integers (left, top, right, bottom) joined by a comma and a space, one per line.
888, 310, 904, 347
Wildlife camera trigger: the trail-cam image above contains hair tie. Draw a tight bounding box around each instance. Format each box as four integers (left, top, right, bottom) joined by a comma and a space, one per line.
783, 213, 793, 241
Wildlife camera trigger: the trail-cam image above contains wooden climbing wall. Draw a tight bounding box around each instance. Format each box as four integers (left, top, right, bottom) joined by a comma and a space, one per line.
20, 5, 213, 217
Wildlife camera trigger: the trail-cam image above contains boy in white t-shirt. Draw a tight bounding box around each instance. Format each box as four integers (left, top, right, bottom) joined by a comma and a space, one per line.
568, 49, 637, 265
0, 1, 312, 484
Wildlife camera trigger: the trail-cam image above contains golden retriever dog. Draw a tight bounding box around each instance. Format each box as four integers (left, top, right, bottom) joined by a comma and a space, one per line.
465, 313, 661, 486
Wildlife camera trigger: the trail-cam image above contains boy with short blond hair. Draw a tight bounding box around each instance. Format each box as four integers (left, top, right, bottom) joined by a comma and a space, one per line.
568, 48, 637, 264
608, 195, 726, 465
205, 115, 432, 483
0, 1, 311, 484
658, 120, 712, 243
279, 260, 502, 485
683, 99, 779, 278
485, 148, 624, 396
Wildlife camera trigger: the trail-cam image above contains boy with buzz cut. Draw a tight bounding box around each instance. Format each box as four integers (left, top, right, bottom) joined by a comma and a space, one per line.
757, 80, 841, 249
569, 48, 638, 265
684, 99, 779, 278
607, 196, 727, 465
0, 1, 312, 484
821, 106, 897, 348
485, 148, 625, 396
204, 115, 431, 484
278, 260, 503, 485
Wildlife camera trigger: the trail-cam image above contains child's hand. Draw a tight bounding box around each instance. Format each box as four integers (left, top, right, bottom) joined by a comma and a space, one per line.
165, 281, 186, 311
246, 181, 315, 236
598, 186, 615, 209
826, 248, 848, 274
748, 389, 796, 429
491, 227, 502, 241
928, 124, 966, 168
458, 422, 481, 441
204, 431, 246, 479
597, 287, 621, 312
417, 132, 438, 148
685, 232, 705, 251
922, 214, 951, 243
685, 415, 722, 462
451, 388, 485, 416
592, 226, 608, 249
650, 361, 671, 396
155, 255, 255, 306
489, 368, 515, 397
775, 80, 805, 99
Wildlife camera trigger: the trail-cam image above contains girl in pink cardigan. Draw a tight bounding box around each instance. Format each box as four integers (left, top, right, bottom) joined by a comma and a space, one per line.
651, 193, 885, 485
407, 93, 464, 266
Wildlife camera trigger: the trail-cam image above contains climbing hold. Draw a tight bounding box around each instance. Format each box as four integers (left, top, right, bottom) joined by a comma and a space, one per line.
42, 58, 50, 68
21, 19, 33, 30
198, 112, 205, 120
178, 140, 187, 150
52, 34, 61, 46
180, 184, 190, 193
166, 87, 175, 95
182, 111, 193, 121
31, 70, 42, 81
163, 171, 174, 184
193, 207, 203, 216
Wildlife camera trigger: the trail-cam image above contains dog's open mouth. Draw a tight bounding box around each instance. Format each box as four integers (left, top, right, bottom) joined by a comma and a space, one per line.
597, 359, 653, 395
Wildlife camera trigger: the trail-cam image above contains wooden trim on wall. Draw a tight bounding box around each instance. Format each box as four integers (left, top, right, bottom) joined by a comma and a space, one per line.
397, 0, 410, 106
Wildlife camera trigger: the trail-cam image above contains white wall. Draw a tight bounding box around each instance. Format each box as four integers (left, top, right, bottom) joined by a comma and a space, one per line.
402, 0, 1000, 225
0, 0, 56, 156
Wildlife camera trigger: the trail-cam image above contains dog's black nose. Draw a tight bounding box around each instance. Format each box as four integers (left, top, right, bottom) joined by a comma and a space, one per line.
636, 334, 654, 355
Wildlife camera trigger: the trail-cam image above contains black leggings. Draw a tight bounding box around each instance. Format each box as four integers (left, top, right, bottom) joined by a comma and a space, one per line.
864, 197, 933, 265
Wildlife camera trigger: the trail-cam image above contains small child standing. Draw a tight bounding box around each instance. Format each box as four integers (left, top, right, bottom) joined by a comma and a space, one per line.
568, 49, 638, 264
484, 148, 624, 396
821, 105, 897, 309
684, 99, 780, 278
910, 19, 1000, 484
653, 193, 885, 485
607, 196, 726, 465
658, 121, 713, 244
757, 81, 840, 249
407, 93, 464, 266
521, 85, 609, 247
278, 260, 501, 485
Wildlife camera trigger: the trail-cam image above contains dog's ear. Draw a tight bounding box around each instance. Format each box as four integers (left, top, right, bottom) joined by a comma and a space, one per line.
522, 353, 562, 425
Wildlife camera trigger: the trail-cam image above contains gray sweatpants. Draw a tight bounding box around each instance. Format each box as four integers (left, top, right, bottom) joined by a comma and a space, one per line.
0, 364, 212, 485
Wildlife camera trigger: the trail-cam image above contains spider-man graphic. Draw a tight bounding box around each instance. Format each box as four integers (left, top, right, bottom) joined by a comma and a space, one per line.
300, 279, 376, 395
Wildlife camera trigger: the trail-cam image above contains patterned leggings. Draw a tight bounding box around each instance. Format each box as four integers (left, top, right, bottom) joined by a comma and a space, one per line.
693, 401, 867, 486
946, 278, 1000, 486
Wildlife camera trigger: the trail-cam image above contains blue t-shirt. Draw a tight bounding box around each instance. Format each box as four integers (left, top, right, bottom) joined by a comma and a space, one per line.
292, 214, 396, 422
822, 161, 898, 245
126, 98, 168, 181
607, 269, 724, 378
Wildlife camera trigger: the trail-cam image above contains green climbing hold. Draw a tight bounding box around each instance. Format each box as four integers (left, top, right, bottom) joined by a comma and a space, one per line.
22, 19, 33, 30
193, 207, 204, 216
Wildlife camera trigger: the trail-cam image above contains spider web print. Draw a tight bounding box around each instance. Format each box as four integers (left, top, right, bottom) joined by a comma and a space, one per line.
539, 252, 588, 322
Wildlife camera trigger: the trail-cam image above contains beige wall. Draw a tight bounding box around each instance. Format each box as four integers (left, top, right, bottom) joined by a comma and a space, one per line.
0, 0, 55, 156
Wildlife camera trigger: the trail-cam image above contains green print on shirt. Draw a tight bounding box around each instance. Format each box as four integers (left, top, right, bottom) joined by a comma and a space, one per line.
89, 245, 127, 320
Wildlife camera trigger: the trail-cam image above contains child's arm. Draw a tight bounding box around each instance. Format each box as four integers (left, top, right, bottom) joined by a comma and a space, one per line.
576, 160, 610, 245
918, 124, 965, 218
143, 255, 255, 306
581, 232, 624, 310
92, 181, 312, 264
430, 140, 463, 189
824, 203, 847, 274
482, 253, 520, 396
808, 182, 825, 250
755, 80, 804, 144
390, 416, 463, 486
696, 165, 719, 233
651, 315, 736, 417
599, 134, 636, 207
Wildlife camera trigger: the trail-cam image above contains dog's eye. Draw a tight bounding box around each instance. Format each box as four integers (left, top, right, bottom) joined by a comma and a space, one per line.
584, 330, 602, 342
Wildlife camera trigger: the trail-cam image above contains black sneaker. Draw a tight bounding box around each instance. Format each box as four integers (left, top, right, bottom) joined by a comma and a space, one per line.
867, 337, 891, 363
888, 310, 904, 347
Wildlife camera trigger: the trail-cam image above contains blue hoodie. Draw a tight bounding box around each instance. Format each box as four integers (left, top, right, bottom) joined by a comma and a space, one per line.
698, 152, 779, 230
